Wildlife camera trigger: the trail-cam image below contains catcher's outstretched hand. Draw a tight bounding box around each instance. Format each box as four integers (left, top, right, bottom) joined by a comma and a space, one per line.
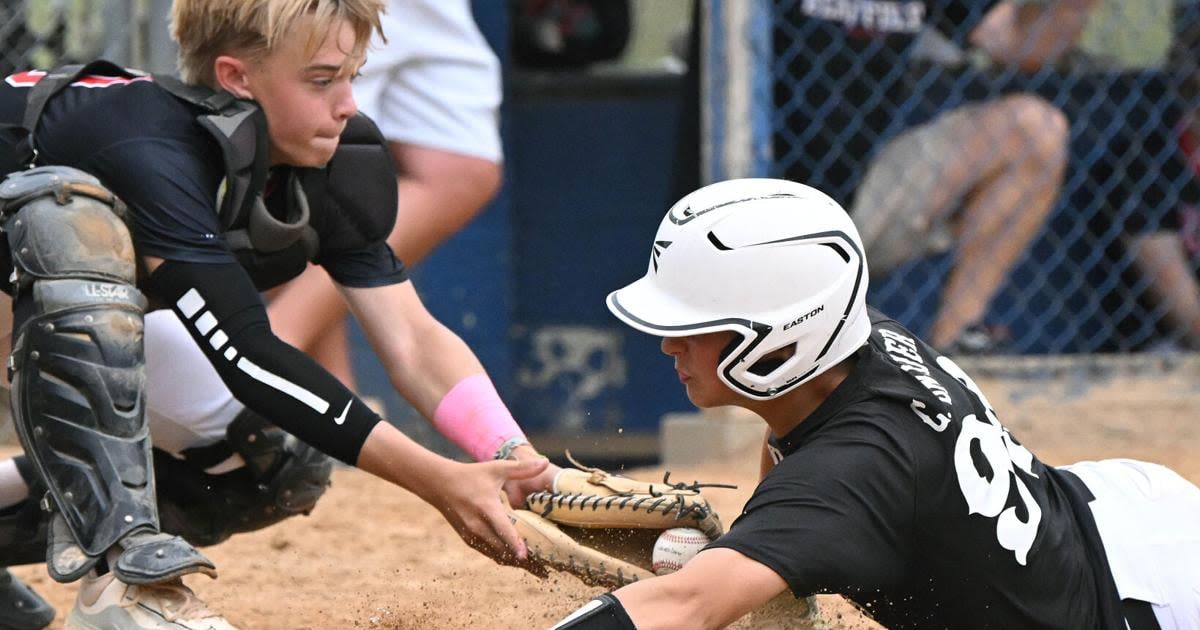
431, 457, 551, 575
500, 444, 562, 507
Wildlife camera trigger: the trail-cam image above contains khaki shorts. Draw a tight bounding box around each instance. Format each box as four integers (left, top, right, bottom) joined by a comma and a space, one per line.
352, 0, 503, 162
851, 104, 986, 275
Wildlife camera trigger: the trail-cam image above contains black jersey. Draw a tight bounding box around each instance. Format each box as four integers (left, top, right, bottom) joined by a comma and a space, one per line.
0, 70, 405, 289
708, 309, 1124, 629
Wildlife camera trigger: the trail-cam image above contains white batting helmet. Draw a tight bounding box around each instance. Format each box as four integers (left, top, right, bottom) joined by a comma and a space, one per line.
606, 178, 871, 399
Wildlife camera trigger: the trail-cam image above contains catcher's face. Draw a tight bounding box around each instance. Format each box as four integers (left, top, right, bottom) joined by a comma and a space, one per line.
661, 331, 741, 408
217, 16, 362, 167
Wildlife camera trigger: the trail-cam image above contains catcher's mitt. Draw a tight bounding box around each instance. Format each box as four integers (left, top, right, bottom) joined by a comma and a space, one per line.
512, 455, 735, 588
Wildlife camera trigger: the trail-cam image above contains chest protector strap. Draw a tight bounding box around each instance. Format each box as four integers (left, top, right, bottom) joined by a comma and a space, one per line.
11, 61, 138, 168
153, 76, 323, 263
151, 75, 271, 236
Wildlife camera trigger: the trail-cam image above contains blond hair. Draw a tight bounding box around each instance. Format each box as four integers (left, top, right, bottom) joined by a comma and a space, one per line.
171, 0, 385, 87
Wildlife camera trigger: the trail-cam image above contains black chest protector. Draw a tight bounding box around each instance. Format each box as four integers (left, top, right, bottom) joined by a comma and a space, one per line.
4, 61, 398, 290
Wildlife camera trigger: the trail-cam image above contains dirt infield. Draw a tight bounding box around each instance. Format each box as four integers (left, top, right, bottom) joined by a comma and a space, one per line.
7, 459, 868, 630
6, 362, 1200, 629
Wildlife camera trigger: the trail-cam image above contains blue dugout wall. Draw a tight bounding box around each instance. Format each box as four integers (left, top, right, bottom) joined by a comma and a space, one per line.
352, 3, 691, 459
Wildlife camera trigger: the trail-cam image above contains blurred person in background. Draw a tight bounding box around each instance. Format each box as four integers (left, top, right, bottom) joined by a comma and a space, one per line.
1176, 6, 1200, 336
974, 0, 1200, 351
772, 0, 1070, 354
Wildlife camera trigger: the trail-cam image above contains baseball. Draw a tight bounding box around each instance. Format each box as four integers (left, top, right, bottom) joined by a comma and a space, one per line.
651, 527, 711, 576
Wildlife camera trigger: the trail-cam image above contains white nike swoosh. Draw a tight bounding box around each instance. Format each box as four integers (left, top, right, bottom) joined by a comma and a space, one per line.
333, 400, 352, 425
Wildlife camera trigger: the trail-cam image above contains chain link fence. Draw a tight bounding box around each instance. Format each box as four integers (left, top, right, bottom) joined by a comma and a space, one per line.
1, 0, 176, 78
6, 1, 1199, 357
707, 0, 1200, 355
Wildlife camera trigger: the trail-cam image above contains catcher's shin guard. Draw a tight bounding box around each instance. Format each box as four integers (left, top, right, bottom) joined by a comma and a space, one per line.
0, 167, 211, 584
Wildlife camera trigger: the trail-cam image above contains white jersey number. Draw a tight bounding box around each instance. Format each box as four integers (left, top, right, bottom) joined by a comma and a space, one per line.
938, 357, 1042, 566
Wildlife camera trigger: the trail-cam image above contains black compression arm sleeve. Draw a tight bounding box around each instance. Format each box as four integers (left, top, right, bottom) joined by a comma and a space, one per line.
148, 260, 381, 465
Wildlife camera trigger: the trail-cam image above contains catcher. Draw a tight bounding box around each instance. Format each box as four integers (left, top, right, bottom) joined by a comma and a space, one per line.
550, 178, 1200, 629
0, 1, 559, 628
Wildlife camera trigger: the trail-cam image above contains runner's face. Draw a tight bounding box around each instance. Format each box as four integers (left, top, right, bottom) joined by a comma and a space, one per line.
661, 331, 740, 408
244, 16, 361, 167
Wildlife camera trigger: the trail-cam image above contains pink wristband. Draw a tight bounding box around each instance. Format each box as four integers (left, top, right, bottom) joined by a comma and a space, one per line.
432, 374, 527, 462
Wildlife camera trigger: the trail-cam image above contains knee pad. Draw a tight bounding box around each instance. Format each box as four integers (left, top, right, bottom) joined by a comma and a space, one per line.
228, 408, 334, 519
0, 166, 155, 579
0, 166, 135, 289
221, 409, 334, 536
158, 409, 333, 546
